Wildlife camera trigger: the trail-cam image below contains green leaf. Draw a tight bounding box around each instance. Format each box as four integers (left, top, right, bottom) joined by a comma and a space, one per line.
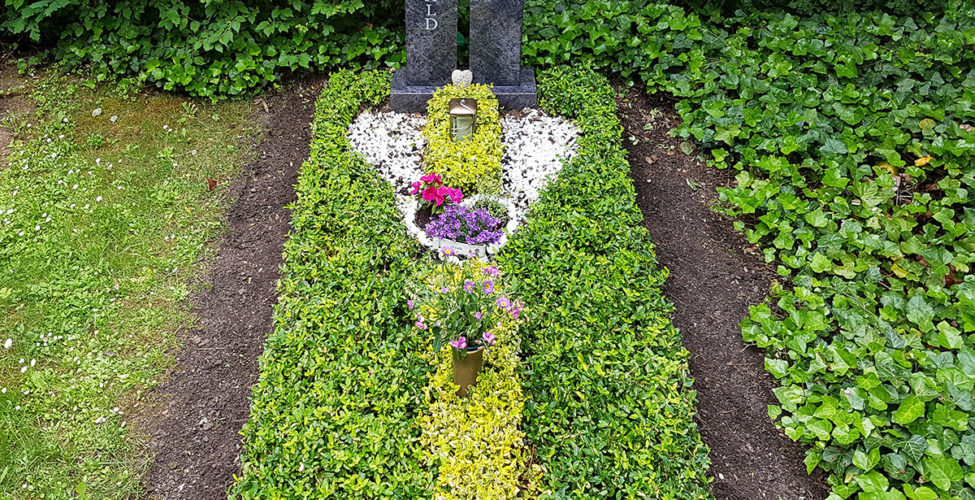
811, 253, 833, 273
922, 456, 963, 490
892, 395, 925, 426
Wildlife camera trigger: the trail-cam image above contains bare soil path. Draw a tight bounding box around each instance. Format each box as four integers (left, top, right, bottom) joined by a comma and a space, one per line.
619, 88, 829, 500
139, 78, 323, 499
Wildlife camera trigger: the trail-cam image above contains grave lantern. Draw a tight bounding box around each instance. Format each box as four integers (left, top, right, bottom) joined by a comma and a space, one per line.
449, 98, 477, 141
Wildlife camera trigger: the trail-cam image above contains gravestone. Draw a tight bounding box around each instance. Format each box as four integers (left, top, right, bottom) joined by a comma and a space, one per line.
470, 0, 536, 106
390, 0, 536, 112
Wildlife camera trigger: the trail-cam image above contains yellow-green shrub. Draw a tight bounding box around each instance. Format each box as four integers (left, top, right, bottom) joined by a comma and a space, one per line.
422, 85, 503, 195
417, 262, 545, 499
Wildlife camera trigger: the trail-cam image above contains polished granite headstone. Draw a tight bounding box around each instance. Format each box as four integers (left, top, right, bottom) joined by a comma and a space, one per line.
469, 0, 536, 109
391, 0, 459, 112
391, 0, 536, 112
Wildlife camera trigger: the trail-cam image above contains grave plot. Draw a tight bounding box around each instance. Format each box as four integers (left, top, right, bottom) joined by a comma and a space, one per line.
232, 68, 712, 499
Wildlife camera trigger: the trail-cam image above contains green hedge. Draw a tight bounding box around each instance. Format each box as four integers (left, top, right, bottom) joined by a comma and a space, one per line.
3, 2, 951, 98
232, 70, 434, 498
497, 67, 712, 498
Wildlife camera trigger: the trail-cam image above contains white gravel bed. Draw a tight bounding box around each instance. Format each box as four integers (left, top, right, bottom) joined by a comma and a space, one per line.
347, 108, 579, 256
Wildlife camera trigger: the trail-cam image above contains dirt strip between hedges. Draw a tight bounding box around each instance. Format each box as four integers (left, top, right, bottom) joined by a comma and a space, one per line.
619, 88, 829, 500
137, 78, 322, 499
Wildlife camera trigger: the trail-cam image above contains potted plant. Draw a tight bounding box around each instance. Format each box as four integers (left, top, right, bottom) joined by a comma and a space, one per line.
410, 251, 520, 397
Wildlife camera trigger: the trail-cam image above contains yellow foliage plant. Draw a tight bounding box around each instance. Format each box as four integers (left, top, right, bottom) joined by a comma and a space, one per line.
422, 84, 504, 195
416, 261, 545, 499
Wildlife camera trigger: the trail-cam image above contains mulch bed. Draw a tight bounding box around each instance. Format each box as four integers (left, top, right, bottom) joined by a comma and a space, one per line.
138, 77, 324, 499
618, 87, 829, 499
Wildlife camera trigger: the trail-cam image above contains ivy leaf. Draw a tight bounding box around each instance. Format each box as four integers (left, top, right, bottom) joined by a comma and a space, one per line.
900, 434, 928, 462
922, 456, 963, 491
892, 395, 925, 426
811, 253, 833, 273
906, 294, 935, 332
820, 137, 849, 155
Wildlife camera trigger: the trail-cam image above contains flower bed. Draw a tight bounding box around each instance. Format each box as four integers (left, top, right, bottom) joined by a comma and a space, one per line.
347, 103, 578, 258
235, 67, 710, 497
422, 84, 504, 195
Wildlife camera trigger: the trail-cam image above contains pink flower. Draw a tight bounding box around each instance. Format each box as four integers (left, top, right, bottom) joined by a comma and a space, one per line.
448, 187, 463, 204
408, 299, 414, 310
449, 337, 467, 350
410, 182, 422, 195
415, 320, 426, 330
434, 187, 449, 207
420, 173, 441, 184
483, 266, 499, 277
483, 331, 496, 346
422, 186, 438, 202
440, 287, 449, 293
474, 312, 482, 320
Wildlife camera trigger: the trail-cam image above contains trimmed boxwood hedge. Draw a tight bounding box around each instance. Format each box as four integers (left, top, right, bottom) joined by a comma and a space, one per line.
496, 67, 712, 498
232, 70, 435, 498
235, 67, 711, 498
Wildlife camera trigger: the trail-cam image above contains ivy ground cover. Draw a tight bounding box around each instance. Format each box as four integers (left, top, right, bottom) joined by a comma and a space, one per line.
233, 67, 711, 498
633, 8, 975, 500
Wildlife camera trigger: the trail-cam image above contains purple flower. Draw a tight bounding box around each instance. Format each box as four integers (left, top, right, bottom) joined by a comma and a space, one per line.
496, 297, 511, 308
483, 266, 500, 277
482, 280, 494, 294
425, 205, 502, 245
509, 303, 522, 319
464, 280, 475, 293
442, 246, 455, 256
483, 331, 496, 346
407, 299, 414, 310
449, 337, 467, 350
415, 320, 426, 330
440, 287, 449, 293
474, 312, 482, 320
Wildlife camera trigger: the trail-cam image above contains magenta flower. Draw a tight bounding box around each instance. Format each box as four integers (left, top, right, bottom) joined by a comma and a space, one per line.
449, 337, 467, 350
509, 303, 521, 319
420, 173, 441, 184
482, 280, 494, 294
464, 280, 475, 293
483, 331, 496, 346
448, 187, 464, 204
410, 181, 422, 195
496, 297, 511, 308
474, 312, 482, 320
483, 266, 500, 277
407, 299, 415, 310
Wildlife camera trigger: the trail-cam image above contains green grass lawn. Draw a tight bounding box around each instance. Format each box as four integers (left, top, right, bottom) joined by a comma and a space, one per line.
0, 72, 255, 498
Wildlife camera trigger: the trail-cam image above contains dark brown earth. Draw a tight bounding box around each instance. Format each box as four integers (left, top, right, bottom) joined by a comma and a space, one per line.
618, 88, 829, 500
0, 63, 34, 162
138, 78, 322, 499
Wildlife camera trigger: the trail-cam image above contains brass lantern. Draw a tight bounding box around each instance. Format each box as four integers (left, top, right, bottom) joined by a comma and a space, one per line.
449, 98, 477, 141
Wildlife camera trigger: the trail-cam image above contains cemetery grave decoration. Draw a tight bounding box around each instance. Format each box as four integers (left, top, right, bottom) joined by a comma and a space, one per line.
408, 253, 516, 397
348, 86, 577, 258
235, 67, 711, 498
236, 0, 708, 497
